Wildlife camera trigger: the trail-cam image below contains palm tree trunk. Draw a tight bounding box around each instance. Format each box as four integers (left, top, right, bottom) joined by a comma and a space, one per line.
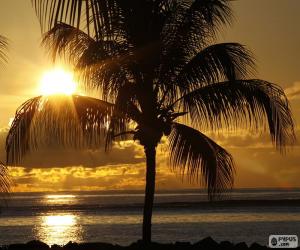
142, 145, 156, 243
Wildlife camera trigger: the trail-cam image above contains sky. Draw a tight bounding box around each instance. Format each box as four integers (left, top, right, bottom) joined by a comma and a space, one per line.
0, 0, 300, 192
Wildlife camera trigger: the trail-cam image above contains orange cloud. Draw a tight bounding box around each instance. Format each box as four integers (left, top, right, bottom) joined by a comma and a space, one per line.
2, 127, 300, 192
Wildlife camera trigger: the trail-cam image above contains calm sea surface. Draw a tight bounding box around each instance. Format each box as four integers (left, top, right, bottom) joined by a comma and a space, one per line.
0, 189, 300, 246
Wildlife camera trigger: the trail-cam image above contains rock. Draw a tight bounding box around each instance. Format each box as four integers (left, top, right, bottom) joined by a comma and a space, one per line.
51, 244, 63, 250
127, 240, 146, 250
27, 240, 50, 250
64, 242, 79, 250
78, 242, 117, 250
127, 241, 176, 250
249, 243, 267, 250
8, 244, 28, 250
219, 241, 234, 250
193, 237, 219, 250
2, 239, 271, 250
233, 242, 248, 250
175, 242, 191, 247
174, 242, 191, 250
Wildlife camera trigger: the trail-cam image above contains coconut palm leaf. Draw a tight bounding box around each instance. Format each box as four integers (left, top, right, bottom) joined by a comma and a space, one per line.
42, 22, 94, 63
105, 83, 141, 149
42, 22, 129, 64
0, 162, 10, 208
0, 35, 8, 64
159, 43, 255, 104
33, 0, 127, 40
162, 0, 232, 50
76, 42, 132, 100
0, 162, 10, 194
114, 83, 139, 115
174, 79, 295, 150
6, 95, 123, 165
160, 0, 233, 83
169, 122, 234, 199
0, 35, 10, 197
33, 0, 86, 32
176, 43, 255, 90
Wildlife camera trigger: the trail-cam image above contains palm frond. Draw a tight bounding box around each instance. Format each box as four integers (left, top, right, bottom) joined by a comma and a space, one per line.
42, 22, 128, 63
32, 0, 125, 40
175, 79, 295, 150
176, 43, 255, 91
76, 40, 131, 101
42, 22, 94, 63
32, 0, 86, 32
190, 0, 232, 27
6, 95, 119, 165
162, 0, 232, 48
114, 83, 139, 116
0, 162, 10, 194
160, 0, 232, 82
159, 42, 254, 105
105, 83, 141, 149
0, 35, 8, 64
168, 122, 234, 199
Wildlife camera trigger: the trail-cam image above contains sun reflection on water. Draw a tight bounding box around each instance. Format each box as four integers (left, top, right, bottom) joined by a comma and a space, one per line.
35, 194, 83, 245
35, 214, 83, 245
45, 215, 75, 226
46, 194, 76, 199
44, 194, 77, 204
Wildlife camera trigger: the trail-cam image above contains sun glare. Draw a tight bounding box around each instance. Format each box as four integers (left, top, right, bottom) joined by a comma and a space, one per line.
36, 214, 82, 245
44, 215, 75, 226
40, 69, 77, 96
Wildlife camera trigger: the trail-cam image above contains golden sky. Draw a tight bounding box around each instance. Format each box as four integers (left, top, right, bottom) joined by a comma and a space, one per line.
0, 0, 300, 192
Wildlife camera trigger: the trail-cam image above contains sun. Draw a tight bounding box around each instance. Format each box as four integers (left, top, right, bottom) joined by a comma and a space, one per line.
40, 69, 77, 96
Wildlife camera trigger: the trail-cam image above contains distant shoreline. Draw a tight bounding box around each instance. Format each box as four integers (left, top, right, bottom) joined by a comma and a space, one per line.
157, 199, 300, 208
1, 199, 300, 214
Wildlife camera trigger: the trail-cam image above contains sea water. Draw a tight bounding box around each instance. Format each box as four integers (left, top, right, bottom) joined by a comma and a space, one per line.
0, 189, 299, 246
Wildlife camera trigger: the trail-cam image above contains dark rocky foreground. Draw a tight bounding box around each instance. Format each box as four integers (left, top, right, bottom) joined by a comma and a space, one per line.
1, 238, 300, 250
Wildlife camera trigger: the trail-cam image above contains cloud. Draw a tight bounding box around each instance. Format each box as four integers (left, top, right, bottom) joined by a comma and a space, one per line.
285, 81, 300, 100
0, 129, 146, 168
9, 139, 300, 192
2, 124, 300, 191
9, 163, 198, 192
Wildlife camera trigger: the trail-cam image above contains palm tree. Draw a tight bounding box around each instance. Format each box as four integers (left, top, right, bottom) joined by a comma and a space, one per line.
7, 0, 295, 243
0, 34, 10, 197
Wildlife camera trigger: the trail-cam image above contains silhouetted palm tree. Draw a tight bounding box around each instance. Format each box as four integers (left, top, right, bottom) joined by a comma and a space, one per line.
7, 0, 295, 242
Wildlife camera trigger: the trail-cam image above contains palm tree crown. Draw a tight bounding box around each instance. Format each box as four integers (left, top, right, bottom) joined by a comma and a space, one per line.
6, 0, 295, 242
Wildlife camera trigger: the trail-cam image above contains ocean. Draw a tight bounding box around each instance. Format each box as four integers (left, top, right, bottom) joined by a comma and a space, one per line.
0, 189, 299, 246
